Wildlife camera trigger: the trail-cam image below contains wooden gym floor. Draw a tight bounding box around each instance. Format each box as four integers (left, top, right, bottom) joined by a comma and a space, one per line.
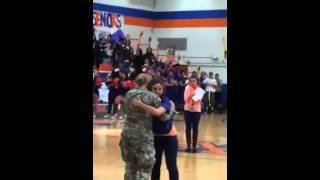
93, 113, 227, 180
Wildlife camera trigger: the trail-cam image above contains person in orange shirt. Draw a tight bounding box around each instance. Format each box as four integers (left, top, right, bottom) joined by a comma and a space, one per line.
184, 77, 203, 153
132, 79, 179, 180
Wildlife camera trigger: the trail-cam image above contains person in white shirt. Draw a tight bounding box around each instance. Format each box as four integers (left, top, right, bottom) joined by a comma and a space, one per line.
202, 72, 217, 113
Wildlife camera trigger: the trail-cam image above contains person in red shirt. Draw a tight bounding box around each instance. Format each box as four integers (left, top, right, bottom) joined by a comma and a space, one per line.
93, 70, 102, 118
104, 70, 120, 119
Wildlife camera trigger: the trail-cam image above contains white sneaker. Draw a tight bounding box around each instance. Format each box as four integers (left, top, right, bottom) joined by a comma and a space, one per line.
118, 115, 123, 120
104, 114, 111, 119
111, 114, 118, 120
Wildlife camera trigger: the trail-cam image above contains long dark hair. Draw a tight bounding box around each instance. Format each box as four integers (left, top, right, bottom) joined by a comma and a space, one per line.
129, 71, 138, 81
189, 77, 199, 85
136, 48, 143, 56
147, 78, 165, 98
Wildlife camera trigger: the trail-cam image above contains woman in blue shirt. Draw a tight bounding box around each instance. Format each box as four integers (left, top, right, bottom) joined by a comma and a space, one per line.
132, 79, 179, 180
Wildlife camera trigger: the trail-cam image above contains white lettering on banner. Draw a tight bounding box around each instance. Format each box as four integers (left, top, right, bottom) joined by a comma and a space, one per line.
93, 10, 124, 34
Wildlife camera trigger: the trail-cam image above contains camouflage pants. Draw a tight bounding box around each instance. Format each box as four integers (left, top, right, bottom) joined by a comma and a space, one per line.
119, 136, 156, 180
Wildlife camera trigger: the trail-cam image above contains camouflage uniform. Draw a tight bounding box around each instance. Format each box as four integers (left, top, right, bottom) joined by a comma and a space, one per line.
119, 88, 161, 180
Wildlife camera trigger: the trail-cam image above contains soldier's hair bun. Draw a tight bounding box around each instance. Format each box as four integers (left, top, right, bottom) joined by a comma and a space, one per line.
137, 78, 144, 84
135, 73, 150, 86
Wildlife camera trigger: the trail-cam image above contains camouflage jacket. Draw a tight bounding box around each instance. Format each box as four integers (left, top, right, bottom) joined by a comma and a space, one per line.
121, 87, 162, 143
